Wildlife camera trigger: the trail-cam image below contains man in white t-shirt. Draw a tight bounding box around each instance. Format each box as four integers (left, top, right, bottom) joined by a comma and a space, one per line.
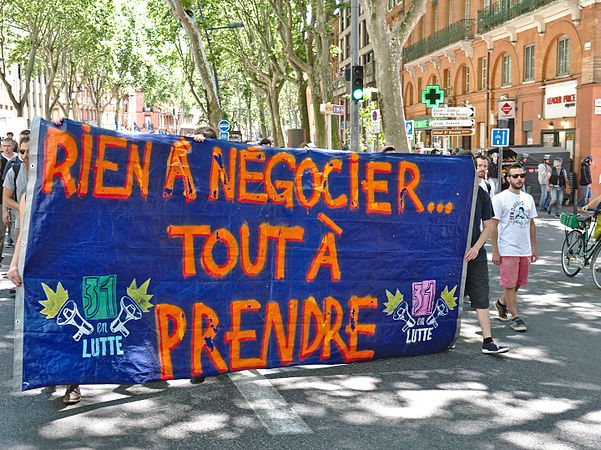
491, 163, 538, 332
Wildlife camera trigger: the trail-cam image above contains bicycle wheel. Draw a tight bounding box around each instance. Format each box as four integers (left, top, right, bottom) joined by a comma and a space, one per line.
591, 245, 601, 289
561, 230, 584, 277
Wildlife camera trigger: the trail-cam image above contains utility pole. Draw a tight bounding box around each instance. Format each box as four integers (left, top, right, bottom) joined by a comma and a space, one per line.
350, 0, 360, 152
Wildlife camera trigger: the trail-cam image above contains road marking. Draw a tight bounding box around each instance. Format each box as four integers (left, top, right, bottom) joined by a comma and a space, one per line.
229, 370, 313, 435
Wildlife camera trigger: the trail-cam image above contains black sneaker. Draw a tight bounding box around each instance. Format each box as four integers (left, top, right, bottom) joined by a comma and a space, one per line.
511, 317, 527, 332
481, 341, 509, 354
495, 300, 510, 322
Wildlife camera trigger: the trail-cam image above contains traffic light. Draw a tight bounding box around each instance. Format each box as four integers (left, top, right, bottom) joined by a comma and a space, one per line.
351, 65, 364, 102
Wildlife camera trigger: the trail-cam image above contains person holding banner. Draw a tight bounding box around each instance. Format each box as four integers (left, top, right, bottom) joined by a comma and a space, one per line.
491, 163, 538, 333
461, 151, 508, 354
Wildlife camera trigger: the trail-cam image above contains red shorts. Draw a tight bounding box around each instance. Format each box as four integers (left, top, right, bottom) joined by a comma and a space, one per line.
500, 256, 531, 288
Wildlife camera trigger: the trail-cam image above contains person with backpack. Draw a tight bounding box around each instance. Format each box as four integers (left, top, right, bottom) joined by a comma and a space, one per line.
578, 156, 593, 208
2, 136, 27, 244
546, 157, 570, 217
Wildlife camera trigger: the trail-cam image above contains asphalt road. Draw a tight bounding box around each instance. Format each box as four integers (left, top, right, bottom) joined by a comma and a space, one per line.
1, 213, 601, 449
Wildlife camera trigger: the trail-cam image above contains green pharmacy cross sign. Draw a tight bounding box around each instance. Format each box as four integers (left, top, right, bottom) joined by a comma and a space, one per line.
421, 85, 445, 108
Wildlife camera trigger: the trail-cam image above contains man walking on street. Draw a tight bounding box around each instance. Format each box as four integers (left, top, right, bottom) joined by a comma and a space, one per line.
461, 151, 508, 353
492, 163, 538, 332
537, 155, 551, 211
546, 157, 569, 217
476, 155, 493, 198
578, 156, 593, 208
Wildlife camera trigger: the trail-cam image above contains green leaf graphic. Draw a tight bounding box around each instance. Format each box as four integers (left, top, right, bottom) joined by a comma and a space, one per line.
383, 289, 403, 316
39, 282, 69, 319
441, 285, 458, 310
127, 279, 154, 312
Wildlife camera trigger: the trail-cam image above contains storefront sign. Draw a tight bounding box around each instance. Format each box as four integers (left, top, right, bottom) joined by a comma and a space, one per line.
414, 119, 430, 129
544, 80, 577, 119
595, 98, 601, 115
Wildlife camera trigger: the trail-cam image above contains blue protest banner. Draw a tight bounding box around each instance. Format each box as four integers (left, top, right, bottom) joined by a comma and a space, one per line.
15, 118, 476, 390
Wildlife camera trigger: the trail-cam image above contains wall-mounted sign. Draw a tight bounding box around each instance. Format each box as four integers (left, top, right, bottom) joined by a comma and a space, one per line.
498, 100, 515, 119
595, 98, 601, 115
544, 80, 577, 119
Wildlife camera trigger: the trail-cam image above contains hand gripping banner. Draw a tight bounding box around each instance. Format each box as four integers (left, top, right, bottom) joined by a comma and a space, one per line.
14, 118, 476, 390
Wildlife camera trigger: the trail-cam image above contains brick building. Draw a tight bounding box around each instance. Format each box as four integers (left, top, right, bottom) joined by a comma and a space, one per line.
401, 0, 601, 195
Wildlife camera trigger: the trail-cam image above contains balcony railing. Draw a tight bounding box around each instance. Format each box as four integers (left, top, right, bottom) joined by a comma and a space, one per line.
478, 0, 556, 34
403, 19, 475, 63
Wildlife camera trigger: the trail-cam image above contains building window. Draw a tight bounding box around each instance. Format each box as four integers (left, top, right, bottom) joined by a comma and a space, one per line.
444, 69, 451, 95
421, 17, 426, 39
523, 44, 535, 81
464, 66, 470, 93
465, 0, 471, 19
478, 57, 487, 90
557, 37, 570, 76
448, 0, 453, 25
418, 78, 422, 97
502, 53, 511, 86
525, 131, 533, 145
432, 3, 439, 33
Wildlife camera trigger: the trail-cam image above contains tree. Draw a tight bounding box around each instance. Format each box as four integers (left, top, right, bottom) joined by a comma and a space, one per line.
163, 0, 222, 126
270, 0, 340, 148
227, 0, 289, 146
361, 0, 427, 152
0, 0, 54, 117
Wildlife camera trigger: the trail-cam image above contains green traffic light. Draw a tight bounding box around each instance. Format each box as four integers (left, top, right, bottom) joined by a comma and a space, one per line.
352, 89, 364, 101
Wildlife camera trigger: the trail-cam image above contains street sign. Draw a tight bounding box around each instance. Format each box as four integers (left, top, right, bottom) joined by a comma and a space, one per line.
432, 107, 475, 118
498, 100, 515, 119
429, 119, 475, 127
218, 119, 230, 132
219, 131, 229, 140
432, 129, 475, 136
371, 109, 381, 133
491, 128, 510, 147
421, 85, 445, 108
405, 120, 414, 138
320, 103, 344, 115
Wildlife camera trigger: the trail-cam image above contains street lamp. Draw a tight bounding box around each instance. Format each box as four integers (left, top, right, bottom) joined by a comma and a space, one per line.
197, 2, 244, 106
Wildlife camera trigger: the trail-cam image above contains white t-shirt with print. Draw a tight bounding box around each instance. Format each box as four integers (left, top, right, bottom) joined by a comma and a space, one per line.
492, 189, 538, 256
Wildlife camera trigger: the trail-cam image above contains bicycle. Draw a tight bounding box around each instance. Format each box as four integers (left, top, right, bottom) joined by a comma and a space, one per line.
560, 209, 601, 289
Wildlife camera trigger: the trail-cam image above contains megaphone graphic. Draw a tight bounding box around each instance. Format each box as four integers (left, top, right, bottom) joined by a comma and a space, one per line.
392, 300, 416, 332
426, 298, 450, 328
56, 300, 94, 341
110, 296, 142, 337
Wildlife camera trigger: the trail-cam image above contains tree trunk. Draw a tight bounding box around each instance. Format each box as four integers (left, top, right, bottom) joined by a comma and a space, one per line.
163, 0, 221, 127
257, 94, 268, 139
361, 0, 428, 153
267, 85, 284, 147
95, 106, 103, 129
296, 72, 310, 138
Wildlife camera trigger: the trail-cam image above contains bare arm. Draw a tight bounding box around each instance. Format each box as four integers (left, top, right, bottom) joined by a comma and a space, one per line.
3, 186, 18, 211
491, 219, 501, 265
583, 194, 601, 211
6, 195, 26, 286
465, 219, 492, 261
530, 219, 538, 262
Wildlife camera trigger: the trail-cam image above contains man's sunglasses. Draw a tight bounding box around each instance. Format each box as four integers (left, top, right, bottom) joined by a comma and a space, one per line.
19, 149, 26, 154
509, 173, 526, 179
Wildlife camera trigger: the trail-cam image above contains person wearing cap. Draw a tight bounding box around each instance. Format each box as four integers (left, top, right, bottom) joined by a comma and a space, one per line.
578, 156, 593, 208
537, 155, 552, 211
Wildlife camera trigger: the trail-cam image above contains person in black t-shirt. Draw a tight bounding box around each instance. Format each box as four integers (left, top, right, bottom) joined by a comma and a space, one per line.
461, 151, 509, 354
